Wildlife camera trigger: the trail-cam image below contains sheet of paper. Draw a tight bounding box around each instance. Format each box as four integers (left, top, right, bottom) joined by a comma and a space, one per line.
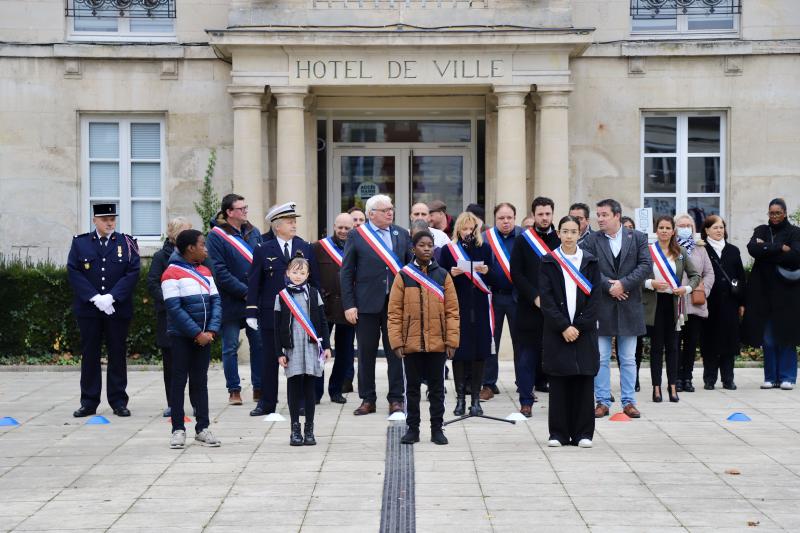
457, 259, 484, 272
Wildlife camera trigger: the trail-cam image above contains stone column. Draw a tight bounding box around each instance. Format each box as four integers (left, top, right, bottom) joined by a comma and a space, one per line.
272, 86, 310, 237
228, 86, 266, 226
534, 85, 572, 214
494, 86, 530, 223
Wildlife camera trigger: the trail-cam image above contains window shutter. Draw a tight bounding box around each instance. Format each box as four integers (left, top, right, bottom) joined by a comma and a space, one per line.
89, 123, 120, 198
131, 201, 161, 236
131, 123, 160, 159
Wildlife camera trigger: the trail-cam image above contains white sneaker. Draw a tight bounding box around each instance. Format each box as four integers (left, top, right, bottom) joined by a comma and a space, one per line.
547, 439, 562, 447
578, 439, 593, 448
761, 381, 776, 389
780, 382, 794, 390
169, 429, 185, 449
195, 429, 221, 447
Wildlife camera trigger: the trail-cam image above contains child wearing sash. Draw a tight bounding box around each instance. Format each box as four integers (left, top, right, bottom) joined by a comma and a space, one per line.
274, 254, 332, 446
388, 231, 460, 445
538, 216, 601, 448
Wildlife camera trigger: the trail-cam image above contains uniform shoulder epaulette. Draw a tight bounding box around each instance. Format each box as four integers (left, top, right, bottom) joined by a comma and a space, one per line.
73, 232, 90, 239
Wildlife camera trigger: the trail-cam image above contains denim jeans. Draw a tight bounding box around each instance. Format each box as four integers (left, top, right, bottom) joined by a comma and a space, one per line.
221, 320, 263, 392
763, 321, 798, 384
515, 342, 539, 407
596, 336, 637, 407
485, 293, 516, 387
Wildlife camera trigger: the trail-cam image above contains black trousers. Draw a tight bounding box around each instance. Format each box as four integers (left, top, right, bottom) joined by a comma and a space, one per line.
702, 347, 736, 386
678, 315, 704, 382
327, 322, 356, 397
258, 327, 278, 410
649, 294, 678, 387
548, 375, 595, 445
453, 359, 485, 398
356, 301, 404, 404
403, 352, 446, 429
170, 336, 210, 434
77, 316, 130, 409
287, 374, 317, 424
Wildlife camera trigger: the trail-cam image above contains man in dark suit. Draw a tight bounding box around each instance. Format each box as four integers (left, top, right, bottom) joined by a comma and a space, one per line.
67, 203, 140, 418
580, 198, 651, 419
511, 197, 560, 417
247, 202, 319, 417
341, 194, 413, 415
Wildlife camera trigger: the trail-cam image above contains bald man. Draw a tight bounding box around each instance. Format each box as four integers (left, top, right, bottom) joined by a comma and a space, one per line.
313, 213, 357, 402
410, 202, 451, 248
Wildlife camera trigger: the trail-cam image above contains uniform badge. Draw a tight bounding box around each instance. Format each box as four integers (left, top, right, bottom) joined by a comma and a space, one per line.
84, 263, 90, 270
266, 257, 277, 262
117, 245, 123, 258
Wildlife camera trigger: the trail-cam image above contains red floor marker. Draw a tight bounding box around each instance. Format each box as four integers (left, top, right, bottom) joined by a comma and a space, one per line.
609, 412, 631, 422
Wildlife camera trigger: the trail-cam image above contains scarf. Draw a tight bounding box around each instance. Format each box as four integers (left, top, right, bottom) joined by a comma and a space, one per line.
677, 236, 696, 256
285, 279, 310, 300
707, 237, 725, 257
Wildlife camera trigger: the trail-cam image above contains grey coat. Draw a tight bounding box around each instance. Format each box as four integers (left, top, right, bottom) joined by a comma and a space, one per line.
579, 227, 652, 337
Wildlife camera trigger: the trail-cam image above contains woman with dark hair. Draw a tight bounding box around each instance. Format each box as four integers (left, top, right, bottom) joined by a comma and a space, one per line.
642, 216, 701, 403
700, 215, 745, 389
620, 216, 644, 392
744, 198, 800, 390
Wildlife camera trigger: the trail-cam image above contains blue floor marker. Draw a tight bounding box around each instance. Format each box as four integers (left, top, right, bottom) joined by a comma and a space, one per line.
727, 412, 751, 422
0, 417, 20, 426
85, 415, 110, 425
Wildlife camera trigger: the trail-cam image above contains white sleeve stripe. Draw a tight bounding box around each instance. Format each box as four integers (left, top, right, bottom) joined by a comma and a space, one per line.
162, 279, 180, 300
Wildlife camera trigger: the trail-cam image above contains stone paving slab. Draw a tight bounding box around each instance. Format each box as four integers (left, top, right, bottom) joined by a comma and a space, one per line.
0, 364, 798, 532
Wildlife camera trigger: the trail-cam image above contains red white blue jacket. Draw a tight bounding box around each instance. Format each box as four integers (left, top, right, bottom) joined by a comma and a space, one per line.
161, 251, 222, 339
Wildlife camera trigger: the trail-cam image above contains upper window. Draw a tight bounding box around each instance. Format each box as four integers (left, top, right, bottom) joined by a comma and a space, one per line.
631, 0, 740, 34
82, 116, 165, 239
66, 0, 176, 41
641, 112, 726, 230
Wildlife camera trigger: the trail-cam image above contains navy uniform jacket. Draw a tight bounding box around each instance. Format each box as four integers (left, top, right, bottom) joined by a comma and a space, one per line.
245, 236, 319, 330
67, 231, 141, 319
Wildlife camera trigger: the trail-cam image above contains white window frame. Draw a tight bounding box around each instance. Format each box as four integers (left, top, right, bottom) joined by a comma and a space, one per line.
630, 1, 740, 39
80, 115, 167, 243
66, 0, 176, 43
640, 111, 727, 224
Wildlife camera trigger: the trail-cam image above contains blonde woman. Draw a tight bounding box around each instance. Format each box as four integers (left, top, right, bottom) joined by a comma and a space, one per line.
438, 211, 495, 416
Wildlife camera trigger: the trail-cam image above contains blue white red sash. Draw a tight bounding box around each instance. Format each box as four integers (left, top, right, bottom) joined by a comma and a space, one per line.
446, 242, 495, 352
521, 228, 553, 258
171, 262, 210, 293
319, 237, 344, 267
485, 227, 512, 283
211, 226, 253, 264
278, 289, 325, 361
553, 248, 592, 296
357, 224, 402, 275
401, 264, 444, 302
649, 243, 680, 291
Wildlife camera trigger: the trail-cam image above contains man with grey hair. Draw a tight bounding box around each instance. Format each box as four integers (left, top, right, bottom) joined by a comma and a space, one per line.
341, 194, 413, 415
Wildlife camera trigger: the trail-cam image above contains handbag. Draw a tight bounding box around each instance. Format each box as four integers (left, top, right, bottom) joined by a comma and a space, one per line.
691, 281, 706, 306
711, 253, 742, 298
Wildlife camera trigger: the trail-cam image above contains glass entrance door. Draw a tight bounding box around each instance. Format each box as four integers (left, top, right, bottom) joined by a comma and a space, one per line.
333, 148, 408, 217
409, 148, 471, 213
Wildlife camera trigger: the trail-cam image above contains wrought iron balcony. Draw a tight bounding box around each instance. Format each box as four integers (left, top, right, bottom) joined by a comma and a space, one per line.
311, 0, 486, 9
631, 0, 741, 19
65, 0, 176, 18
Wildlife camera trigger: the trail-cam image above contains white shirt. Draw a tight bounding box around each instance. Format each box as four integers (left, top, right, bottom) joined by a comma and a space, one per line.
430, 227, 451, 249
604, 228, 623, 257
276, 236, 292, 258
558, 246, 583, 323
645, 250, 692, 294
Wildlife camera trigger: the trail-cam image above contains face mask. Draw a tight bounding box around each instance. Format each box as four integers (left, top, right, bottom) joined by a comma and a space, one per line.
676, 227, 693, 240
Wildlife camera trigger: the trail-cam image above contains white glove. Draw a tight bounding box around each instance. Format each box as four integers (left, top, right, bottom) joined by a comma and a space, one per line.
246, 318, 259, 331
90, 294, 104, 311
103, 304, 116, 316
96, 294, 115, 311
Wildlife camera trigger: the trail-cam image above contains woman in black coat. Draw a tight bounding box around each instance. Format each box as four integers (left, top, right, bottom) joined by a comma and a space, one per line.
539, 216, 600, 448
700, 215, 746, 390
438, 211, 495, 417
743, 198, 800, 389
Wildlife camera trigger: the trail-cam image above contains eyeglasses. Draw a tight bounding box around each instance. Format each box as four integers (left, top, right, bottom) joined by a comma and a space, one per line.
372, 207, 395, 214
232, 205, 249, 212
768, 211, 784, 218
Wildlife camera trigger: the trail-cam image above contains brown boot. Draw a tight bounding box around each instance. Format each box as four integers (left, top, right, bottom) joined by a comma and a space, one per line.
623, 404, 641, 419
479, 386, 494, 401
228, 391, 243, 406
594, 403, 609, 418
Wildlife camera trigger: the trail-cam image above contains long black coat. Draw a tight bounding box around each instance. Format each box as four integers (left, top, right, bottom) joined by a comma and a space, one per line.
539, 252, 601, 377
743, 220, 800, 346
146, 239, 174, 348
438, 239, 495, 361
702, 243, 746, 357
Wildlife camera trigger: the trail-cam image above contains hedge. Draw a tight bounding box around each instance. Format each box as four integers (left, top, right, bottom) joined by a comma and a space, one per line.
0, 257, 221, 365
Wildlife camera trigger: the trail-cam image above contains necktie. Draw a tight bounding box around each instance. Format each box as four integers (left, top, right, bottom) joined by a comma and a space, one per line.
284, 242, 290, 261
100, 236, 108, 247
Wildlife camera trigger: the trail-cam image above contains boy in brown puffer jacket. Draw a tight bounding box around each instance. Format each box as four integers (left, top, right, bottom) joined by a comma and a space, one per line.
388, 230, 460, 445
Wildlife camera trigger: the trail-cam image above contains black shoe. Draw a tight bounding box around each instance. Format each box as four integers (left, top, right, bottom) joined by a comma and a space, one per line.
675, 380, 683, 392
112, 406, 131, 417
635, 382, 641, 393
303, 422, 316, 446
723, 382, 737, 390
668, 386, 679, 403
73, 406, 96, 418
290, 422, 304, 446
683, 381, 696, 393
342, 380, 354, 393
453, 396, 466, 416
609, 393, 616, 403
652, 386, 663, 403
330, 394, 347, 404
431, 427, 449, 445
250, 403, 275, 417
489, 385, 500, 395
469, 397, 483, 416
704, 383, 715, 390
401, 427, 420, 444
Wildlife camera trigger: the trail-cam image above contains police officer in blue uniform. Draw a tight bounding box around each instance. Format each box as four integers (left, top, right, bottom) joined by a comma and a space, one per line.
67, 204, 140, 417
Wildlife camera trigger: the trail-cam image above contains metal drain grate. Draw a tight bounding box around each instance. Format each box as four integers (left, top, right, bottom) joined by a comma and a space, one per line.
380, 424, 415, 533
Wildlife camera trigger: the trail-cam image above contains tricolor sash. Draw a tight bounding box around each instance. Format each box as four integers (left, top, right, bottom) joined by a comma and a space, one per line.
446, 242, 496, 353
171, 262, 211, 293
649, 243, 680, 291
553, 247, 592, 296
278, 289, 325, 362
319, 237, 344, 267
357, 224, 402, 275
485, 227, 512, 283
401, 264, 444, 302
521, 228, 553, 258
210, 226, 253, 264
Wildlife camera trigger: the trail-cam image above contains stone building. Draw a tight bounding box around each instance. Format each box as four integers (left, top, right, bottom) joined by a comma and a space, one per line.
0, 0, 798, 261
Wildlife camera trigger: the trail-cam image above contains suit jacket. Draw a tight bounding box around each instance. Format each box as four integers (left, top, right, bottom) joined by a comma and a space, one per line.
340, 224, 413, 314
312, 238, 347, 324
245, 236, 319, 329
510, 226, 561, 341
579, 227, 651, 337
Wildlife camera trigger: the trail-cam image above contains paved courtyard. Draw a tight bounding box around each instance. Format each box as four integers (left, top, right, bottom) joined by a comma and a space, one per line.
1, 363, 799, 532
